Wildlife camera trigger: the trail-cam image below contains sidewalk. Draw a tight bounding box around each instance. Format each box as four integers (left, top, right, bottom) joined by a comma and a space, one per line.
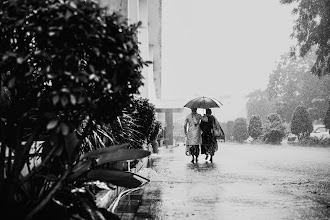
112, 182, 159, 220
113, 145, 177, 219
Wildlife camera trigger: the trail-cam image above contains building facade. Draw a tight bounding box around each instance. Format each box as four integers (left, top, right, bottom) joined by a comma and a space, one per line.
98, 0, 182, 145
98, 0, 162, 104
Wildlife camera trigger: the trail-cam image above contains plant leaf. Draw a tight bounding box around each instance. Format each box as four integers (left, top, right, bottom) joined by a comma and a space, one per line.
64, 131, 79, 161
80, 143, 129, 160
97, 148, 150, 165
68, 160, 92, 181
46, 119, 58, 130
87, 169, 149, 188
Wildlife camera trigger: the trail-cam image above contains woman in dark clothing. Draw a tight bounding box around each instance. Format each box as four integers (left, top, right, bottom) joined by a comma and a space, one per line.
200, 108, 218, 162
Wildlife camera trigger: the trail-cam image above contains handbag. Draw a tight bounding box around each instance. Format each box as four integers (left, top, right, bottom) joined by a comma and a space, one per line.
185, 145, 191, 156
212, 116, 225, 139
184, 137, 191, 156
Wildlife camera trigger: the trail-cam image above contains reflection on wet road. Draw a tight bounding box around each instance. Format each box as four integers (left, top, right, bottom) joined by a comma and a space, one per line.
140, 142, 330, 220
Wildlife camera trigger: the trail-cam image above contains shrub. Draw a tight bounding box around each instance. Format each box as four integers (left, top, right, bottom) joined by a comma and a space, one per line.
298, 136, 330, 147
149, 121, 162, 153
233, 118, 248, 142
225, 120, 235, 141
248, 115, 263, 139
149, 121, 162, 143
129, 97, 157, 147
0, 0, 150, 219
263, 113, 286, 144
291, 105, 313, 139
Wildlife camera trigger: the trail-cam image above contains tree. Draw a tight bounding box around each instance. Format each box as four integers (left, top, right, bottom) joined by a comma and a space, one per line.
233, 118, 248, 142
324, 101, 330, 132
0, 0, 150, 219
291, 105, 313, 139
308, 98, 327, 123
248, 115, 263, 139
246, 89, 276, 123
280, 0, 330, 77
266, 51, 330, 122
225, 120, 235, 141
263, 113, 286, 144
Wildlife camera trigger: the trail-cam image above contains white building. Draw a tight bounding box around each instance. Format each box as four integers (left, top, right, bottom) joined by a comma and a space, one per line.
98, 0, 182, 145
98, 0, 162, 103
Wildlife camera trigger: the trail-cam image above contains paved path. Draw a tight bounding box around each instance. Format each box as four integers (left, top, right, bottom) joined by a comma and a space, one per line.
114, 142, 330, 220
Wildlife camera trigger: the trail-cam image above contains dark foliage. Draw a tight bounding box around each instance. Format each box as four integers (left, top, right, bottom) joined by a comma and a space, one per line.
263, 113, 285, 144
280, 0, 330, 77
291, 105, 313, 139
248, 115, 263, 139
129, 97, 156, 147
225, 120, 234, 141
233, 118, 248, 142
0, 0, 150, 219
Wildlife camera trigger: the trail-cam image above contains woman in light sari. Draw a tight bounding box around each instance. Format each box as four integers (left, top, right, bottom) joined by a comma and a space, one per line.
184, 108, 202, 163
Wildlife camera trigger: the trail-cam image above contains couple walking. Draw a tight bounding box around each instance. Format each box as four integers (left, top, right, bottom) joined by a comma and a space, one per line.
184, 108, 224, 163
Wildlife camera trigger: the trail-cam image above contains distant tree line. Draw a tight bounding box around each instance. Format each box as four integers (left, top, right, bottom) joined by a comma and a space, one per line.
222, 103, 330, 146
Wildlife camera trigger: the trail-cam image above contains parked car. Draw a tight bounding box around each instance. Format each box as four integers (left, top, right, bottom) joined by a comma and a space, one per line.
245, 136, 254, 143
287, 132, 298, 144
310, 125, 330, 139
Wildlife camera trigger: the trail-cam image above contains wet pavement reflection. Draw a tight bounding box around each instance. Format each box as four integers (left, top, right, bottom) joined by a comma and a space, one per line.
124, 142, 330, 219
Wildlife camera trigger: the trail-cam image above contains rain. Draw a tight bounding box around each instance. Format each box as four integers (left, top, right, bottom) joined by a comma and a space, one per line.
1, 0, 330, 220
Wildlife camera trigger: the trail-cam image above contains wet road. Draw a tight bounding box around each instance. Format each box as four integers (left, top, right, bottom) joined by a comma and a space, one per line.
139, 142, 330, 220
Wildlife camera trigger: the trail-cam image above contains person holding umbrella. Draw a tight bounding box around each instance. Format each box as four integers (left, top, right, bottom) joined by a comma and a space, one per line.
184, 108, 202, 163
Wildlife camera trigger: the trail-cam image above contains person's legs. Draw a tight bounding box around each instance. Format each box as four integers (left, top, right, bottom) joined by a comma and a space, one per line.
204, 144, 212, 161
190, 145, 199, 162
189, 145, 195, 163
201, 144, 206, 154
210, 139, 217, 163
196, 145, 200, 162
202, 144, 208, 159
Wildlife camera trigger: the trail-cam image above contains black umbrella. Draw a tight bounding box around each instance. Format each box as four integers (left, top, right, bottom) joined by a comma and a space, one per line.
184, 96, 223, 109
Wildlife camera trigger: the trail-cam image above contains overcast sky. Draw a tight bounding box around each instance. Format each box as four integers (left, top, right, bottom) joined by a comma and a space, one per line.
161, 0, 296, 122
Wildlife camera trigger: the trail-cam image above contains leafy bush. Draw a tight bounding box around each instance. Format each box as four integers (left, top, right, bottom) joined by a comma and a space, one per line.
129, 97, 157, 147
248, 114, 263, 139
149, 121, 162, 143
149, 121, 162, 153
0, 0, 150, 219
298, 136, 330, 147
291, 105, 313, 139
233, 118, 248, 142
263, 113, 285, 144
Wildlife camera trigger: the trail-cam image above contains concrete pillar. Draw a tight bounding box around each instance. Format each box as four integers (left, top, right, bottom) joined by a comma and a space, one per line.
165, 109, 173, 146
137, 0, 149, 99
156, 108, 183, 146
148, 45, 158, 104
148, 0, 162, 100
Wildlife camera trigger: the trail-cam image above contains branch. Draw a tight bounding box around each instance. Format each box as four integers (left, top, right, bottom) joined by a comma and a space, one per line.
18, 145, 57, 184
25, 169, 71, 220
12, 123, 44, 181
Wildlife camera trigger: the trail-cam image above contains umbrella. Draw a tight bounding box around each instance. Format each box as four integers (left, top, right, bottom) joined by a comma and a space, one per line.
184, 96, 223, 109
